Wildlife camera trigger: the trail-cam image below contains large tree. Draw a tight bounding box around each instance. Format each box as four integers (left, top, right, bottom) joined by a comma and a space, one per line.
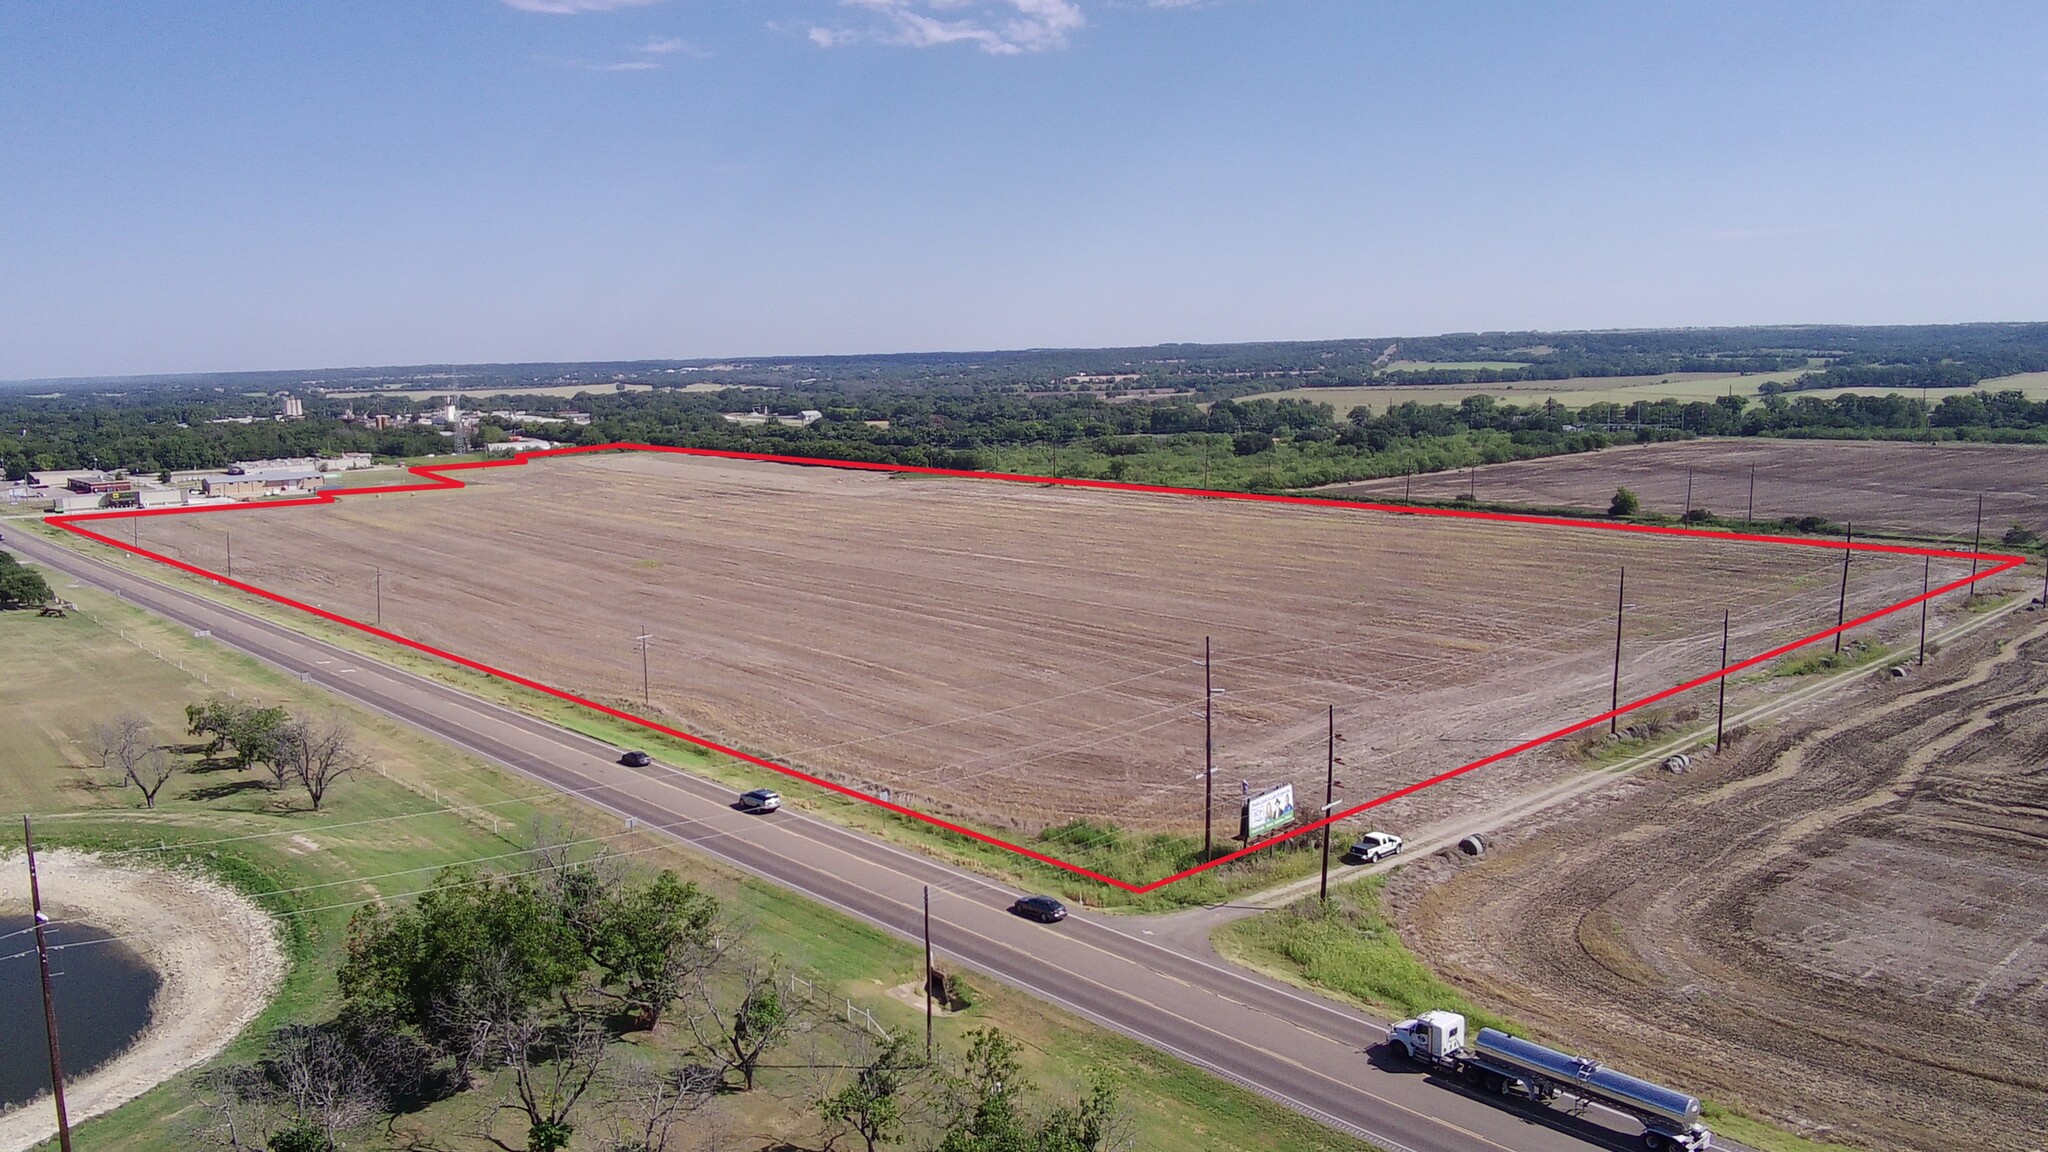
936, 1029, 1032, 1152
0, 552, 51, 608
274, 715, 367, 810
184, 697, 290, 775
686, 955, 792, 1093
93, 712, 177, 809
820, 1034, 931, 1152
583, 870, 719, 1031
338, 867, 587, 1082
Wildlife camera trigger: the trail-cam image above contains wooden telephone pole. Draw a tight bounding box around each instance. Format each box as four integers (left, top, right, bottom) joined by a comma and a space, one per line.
1609, 568, 1626, 734
1319, 706, 1341, 902
923, 885, 934, 1058
1203, 636, 1214, 858
25, 816, 74, 1152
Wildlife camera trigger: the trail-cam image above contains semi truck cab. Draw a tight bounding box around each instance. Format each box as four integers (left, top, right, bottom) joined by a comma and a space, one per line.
1387, 1009, 1465, 1061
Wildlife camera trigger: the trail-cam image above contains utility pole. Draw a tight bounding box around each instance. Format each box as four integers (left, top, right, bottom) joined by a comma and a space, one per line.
1405, 469, 1412, 501
1968, 494, 1984, 600
1684, 468, 1694, 519
1715, 611, 1730, 753
635, 626, 654, 708
1919, 555, 1931, 666
1834, 524, 1853, 654
374, 568, 382, 627
1319, 705, 1338, 903
225, 530, 232, 579
923, 885, 934, 1058
1609, 567, 1626, 735
1203, 636, 1214, 859
25, 816, 74, 1152
1746, 466, 1755, 524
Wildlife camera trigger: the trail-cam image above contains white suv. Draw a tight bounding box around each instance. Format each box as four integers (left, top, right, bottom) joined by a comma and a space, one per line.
1348, 831, 1403, 864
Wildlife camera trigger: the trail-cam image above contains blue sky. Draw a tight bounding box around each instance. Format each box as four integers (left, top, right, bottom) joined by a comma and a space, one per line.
2, 1, 2044, 378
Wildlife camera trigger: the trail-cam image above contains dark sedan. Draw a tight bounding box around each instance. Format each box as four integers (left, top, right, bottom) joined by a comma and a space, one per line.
620, 750, 651, 767
1010, 895, 1068, 923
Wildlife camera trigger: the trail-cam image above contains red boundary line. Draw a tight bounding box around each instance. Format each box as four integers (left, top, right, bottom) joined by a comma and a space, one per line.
48, 443, 2027, 893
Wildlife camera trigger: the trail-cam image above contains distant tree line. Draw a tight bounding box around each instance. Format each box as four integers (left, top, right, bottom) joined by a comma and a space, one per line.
11, 322, 2048, 489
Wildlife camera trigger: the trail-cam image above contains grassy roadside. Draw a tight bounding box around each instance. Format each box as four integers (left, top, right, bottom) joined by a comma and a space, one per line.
2, 581, 1375, 1152
25, 518, 1326, 909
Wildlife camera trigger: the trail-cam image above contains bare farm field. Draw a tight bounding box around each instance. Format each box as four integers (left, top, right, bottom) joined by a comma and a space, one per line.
128, 451, 1964, 883
1392, 612, 2048, 1152
1329, 437, 2048, 540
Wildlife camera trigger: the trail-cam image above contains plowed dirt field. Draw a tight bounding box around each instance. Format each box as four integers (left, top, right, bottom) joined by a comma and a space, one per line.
137, 452, 1947, 870
1329, 439, 2048, 540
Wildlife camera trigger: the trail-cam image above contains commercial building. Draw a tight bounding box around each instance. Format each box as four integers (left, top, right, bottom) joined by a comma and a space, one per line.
66, 475, 133, 495
202, 467, 327, 500
484, 436, 557, 455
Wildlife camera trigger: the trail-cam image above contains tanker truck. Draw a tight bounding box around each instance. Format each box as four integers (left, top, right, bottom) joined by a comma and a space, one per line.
1385, 1010, 1711, 1151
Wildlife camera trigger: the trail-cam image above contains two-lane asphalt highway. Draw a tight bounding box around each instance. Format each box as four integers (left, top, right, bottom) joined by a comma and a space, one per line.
11, 529, 1695, 1152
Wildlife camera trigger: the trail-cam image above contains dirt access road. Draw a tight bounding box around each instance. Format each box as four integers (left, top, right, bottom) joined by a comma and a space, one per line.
128, 451, 1945, 878
1396, 610, 2048, 1152
1329, 439, 2048, 540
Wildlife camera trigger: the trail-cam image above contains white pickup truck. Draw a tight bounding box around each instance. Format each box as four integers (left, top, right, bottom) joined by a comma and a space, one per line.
1347, 831, 1403, 863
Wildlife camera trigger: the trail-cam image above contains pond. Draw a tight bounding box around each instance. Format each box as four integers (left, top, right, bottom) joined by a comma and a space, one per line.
0, 914, 160, 1111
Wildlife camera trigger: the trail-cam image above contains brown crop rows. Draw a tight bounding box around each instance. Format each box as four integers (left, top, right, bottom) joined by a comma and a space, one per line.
137, 452, 1937, 875
1330, 438, 2048, 540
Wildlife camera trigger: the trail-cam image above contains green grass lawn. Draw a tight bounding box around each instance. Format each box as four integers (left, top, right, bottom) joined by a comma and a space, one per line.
2, 578, 1375, 1152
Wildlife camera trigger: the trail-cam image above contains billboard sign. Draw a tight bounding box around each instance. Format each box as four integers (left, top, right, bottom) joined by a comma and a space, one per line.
1239, 784, 1297, 841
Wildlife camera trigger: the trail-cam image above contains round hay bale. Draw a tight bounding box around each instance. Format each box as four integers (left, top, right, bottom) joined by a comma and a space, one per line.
1457, 834, 1487, 857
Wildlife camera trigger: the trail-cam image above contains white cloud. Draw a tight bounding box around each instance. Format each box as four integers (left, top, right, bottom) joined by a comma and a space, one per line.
812, 0, 1087, 54
500, 0, 663, 12
632, 35, 710, 57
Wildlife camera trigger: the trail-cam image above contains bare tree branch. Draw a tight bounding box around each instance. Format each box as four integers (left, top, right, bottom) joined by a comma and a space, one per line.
276, 715, 369, 810
94, 712, 177, 808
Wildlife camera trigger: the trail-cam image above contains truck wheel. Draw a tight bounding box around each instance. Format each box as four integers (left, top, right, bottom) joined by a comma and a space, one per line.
1643, 1133, 1667, 1151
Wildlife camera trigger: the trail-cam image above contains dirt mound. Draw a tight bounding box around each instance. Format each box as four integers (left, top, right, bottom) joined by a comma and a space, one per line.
0, 851, 285, 1152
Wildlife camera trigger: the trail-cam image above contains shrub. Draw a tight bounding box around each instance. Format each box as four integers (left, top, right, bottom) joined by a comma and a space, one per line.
1681, 507, 1714, 524
1608, 487, 1640, 517
2003, 523, 2040, 547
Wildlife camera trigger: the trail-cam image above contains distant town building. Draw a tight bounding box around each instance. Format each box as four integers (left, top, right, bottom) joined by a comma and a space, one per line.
484, 436, 557, 455
203, 468, 327, 500
67, 475, 133, 495
277, 392, 305, 419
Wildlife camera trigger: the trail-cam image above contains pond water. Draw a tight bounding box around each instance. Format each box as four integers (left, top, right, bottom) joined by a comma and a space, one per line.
0, 914, 159, 1111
